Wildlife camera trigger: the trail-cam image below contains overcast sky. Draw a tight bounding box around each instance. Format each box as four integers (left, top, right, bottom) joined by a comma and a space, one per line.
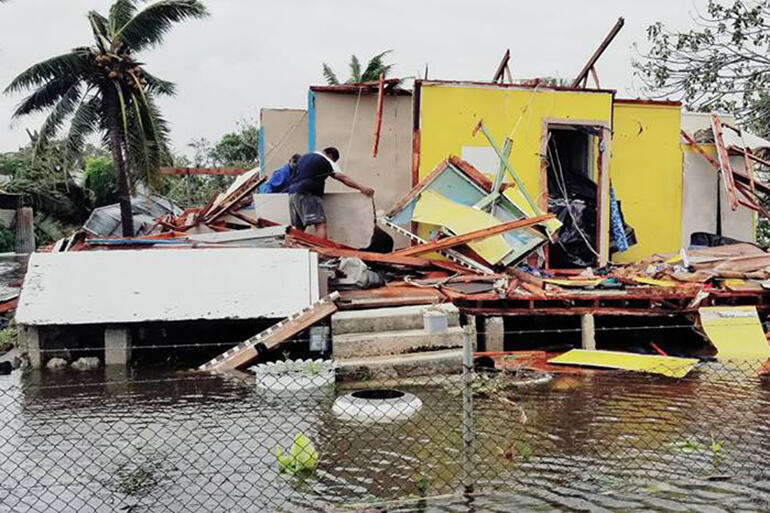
0, 0, 705, 155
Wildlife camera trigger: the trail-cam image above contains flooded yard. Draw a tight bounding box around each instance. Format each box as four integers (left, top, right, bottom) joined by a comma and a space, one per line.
0, 363, 769, 512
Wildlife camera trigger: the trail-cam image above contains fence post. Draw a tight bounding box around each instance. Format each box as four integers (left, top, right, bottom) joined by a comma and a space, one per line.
462, 324, 474, 493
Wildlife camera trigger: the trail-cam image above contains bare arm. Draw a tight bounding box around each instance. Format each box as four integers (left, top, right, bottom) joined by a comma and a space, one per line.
331, 172, 374, 197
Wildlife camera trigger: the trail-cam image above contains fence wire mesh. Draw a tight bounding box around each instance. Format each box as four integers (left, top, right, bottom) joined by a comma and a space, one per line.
2, 356, 770, 512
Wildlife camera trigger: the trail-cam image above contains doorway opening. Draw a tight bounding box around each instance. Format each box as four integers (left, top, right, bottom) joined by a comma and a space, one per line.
545, 125, 600, 268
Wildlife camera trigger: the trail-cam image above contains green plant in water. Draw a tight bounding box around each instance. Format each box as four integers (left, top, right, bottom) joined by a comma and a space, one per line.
118, 467, 156, 495
276, 433, 319, 475
674, 434, 726, 469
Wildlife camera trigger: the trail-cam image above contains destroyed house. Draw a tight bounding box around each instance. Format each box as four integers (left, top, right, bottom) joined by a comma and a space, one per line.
411, 79, 767, 268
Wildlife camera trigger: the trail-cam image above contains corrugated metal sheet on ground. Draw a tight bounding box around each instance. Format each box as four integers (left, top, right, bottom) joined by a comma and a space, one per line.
548, 349, 698, 378
699, 306, 770, 360
84, 193, 182, 237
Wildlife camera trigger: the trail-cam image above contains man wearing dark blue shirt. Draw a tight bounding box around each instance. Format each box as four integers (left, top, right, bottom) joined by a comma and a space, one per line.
287, 147, 373, 240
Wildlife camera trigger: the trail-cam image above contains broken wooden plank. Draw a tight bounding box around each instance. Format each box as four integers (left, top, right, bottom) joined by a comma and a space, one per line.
711, 114, 740, 211
199, 292, 340, 371
391, 214, 553, 258
682, 131, 770, 197
372, 72, 385, 158
309, 246, 435, 268
159, 167, 248, 176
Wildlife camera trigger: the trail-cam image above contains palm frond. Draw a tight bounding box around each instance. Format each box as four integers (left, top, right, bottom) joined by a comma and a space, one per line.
108, 0, 137, 35
115, 0, 209, 52
65, 95, 103, 161
87, 11, 111, 51
34, 84, 83, 154
349, 55, 362, 83
362, 50, 393, 82
12, 75, 80, 117
142, 70, 176, 96
5, 49, 92, 95
322, 63, 339, 85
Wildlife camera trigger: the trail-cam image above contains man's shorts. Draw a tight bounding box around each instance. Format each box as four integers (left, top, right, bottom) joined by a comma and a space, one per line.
290, 193, 326, 229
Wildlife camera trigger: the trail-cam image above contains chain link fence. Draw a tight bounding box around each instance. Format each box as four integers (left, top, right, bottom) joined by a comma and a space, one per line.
2, 345, 770, 511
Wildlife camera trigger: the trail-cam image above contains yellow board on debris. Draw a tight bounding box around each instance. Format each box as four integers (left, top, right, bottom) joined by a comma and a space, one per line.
699, 306, 770, 360
548, 349, 698, 378
412, 190, 512, 264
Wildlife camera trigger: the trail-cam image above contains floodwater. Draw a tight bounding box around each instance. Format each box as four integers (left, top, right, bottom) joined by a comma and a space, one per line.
1, 363, 770, 512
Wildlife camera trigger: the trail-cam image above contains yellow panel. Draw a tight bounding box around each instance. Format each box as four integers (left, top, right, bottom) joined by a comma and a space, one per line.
548, 349, 698, 378
610, 102, 683, 262
699, 306, 770, 360
412, 190, 511, 264
418, 84, 613, 196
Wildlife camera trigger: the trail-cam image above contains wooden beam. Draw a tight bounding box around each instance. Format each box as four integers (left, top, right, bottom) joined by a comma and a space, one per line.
310, 246, 435, 268
711, 114, 740, 211
200, 293, 339, 371
492, 49, 511, 83
682, 130, 770, 197
159, 167, 248, 176
372, 72, 385, 158
391, 214, 554, 257
571, 17, 625, 88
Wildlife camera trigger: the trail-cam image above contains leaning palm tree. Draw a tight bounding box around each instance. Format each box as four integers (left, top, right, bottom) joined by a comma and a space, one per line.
5, 0, 208, 236
322, 50, 394, 85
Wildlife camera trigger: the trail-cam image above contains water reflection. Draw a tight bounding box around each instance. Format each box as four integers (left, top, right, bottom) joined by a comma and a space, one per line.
0, 366, 767, 511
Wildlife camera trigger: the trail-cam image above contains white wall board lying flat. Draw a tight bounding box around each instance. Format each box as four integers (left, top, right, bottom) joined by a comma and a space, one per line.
16, 248, 319, 326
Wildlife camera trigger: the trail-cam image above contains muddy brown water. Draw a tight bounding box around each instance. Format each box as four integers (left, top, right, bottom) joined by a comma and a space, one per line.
1, 363, 770, 512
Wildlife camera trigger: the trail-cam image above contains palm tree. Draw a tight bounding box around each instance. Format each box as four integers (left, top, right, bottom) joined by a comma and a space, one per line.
5, 0, 208, 236
322, 50, 394, 85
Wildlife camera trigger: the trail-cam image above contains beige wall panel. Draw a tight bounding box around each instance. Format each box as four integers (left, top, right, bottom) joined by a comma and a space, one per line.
261, 109, 308, 174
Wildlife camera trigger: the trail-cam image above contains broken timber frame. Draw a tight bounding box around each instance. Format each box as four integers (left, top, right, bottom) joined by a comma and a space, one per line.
710, 114, 740, 211
199, 292, 340, 371
571, 17, 624, 88
159, 167, 248, 176
391, 214, 554, 258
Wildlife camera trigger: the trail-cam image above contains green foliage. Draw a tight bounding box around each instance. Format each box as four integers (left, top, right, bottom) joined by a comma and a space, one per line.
84, 156, 118, 207
275, 433, 319, 475
5, 0, 208, 235
209, 120, 259, 168
5, 136, 93, 228
159, 119, 258, 208
634, 1, 770, 136
0, 226, 15, 253
322, 50, 395, 85
0, 326, 16, 353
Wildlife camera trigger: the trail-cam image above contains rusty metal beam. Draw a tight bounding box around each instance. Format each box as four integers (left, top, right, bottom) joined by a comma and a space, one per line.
159, 167, 248, 176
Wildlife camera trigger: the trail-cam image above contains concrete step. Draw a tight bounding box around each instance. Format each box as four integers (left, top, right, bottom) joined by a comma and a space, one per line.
332, 326, 465, 359
331, 303, 459, 335
336, 349, 462, 379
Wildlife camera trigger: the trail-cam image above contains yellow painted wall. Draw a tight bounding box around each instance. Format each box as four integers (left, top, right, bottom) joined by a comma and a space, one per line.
418, 83, 614, 202
610, 102, 683, 263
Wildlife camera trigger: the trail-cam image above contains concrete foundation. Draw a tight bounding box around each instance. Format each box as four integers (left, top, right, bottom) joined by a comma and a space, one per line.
333, 326, 465, 359
18, 325, 41, 368
105, 328, 132, 366
337, 349, 462, 380
581, 314, 596, 350
483, 317, 505, 352
331, 304, 459, 335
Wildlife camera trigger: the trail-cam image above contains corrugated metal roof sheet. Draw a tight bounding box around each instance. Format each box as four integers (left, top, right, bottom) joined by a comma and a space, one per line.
83, 194, 182, 237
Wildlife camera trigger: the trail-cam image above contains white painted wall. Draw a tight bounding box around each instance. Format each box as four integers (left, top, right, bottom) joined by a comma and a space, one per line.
16, 248, 320, 326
